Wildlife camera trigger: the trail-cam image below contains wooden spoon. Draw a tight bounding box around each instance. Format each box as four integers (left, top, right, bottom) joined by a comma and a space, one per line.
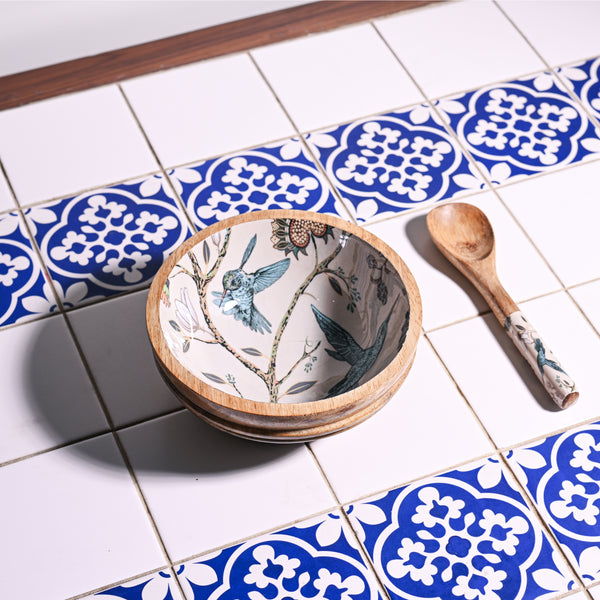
427, 202, 578, 409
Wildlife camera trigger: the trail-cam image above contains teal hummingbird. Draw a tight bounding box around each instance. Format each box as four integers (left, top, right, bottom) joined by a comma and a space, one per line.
534, 338, 567, 377
311, 295, 399, 398
213, 234, 290, 334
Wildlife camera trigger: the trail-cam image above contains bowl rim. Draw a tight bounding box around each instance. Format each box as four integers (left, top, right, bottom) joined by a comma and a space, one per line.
147, 209, 422, 418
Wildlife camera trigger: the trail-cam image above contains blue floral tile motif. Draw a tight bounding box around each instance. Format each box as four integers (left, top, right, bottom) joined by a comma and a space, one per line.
443, 72, 600, 183
351, 458, 575, 600
0, 211, 48, 327
27, 175, 191, 306
506, 421, 600, 584
558, 57, 600, 123
175, 139, 340, 229
307, 106, 482, 223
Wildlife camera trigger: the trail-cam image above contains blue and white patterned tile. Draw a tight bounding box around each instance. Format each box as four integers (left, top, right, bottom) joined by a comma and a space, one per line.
443, 71, 600, 184
557, 57, 600, 124
27, 175, 191, 307
308, 106, 484, 223
351, 457, 576, 600
506, 421, 600, 584
0, 210, 49, 327
174, 139, 341, 229
173, 511, 383, 600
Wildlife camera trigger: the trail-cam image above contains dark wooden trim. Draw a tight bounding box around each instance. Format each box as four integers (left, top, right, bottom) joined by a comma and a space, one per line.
0, 0, 439, 111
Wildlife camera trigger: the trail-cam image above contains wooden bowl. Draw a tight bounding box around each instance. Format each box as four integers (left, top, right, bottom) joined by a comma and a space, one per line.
147, 210, 422, 442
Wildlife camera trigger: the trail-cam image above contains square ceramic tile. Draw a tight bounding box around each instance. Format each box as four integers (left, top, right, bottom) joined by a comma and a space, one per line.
558, 57, 600, 123
570, 280, 600, 333
310, 340, 493, 503
443, 71, 600, 184
0, 434, 165, 600
252, 24, 423, 132
69, 290, 181, 427
122, 54, 295, 168
170, 511, 383, 600
506, 421, 600, 583
118, 411, 335, 561
0, 168, 15, 212
350, 457, 574, 600
0, 210, 50, 327
498, 162, 600, 287
498, 0, 600, 67
175, 139, 341, 229
0, 86, 158, 206
591, 586, 600, 600
0, 315, 107, 464
84, 570, 185, 600
27, 175, 191, 307
375, 1, 544, 99
429, 292, 600, 448
367, 193, 561, 331
310, 106, 479, 223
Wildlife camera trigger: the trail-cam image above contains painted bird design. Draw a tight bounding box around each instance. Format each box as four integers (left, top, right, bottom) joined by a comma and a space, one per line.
311, 297, 398, 398
534, 338, 567, 378
213, 234, 290, 334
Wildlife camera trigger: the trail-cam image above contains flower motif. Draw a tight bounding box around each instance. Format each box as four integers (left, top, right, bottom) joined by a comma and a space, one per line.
358, 122, 401, 149
135, 211, 178, 244
0, 252, 28, 286
174, 286, 202, 335
467, 119, 508, 150
50, 231, 95, 266
102, 251, 151, 283
313, 569, 365, 600
409, 99, 466, 124
336, 154, 378, 185
549, 480, 599, 525
410, 136, 452, 167
244, 545, 300, 588
452, 565, 506, 600
570, 433, 600, 471
485, 89, 527, 115
80, 195, 126, 225
137, 169, 202, 198
223, 157, 268, 186
537, 102, 578, 132
387, 171, 432, 201
276, 172, 318, 204
518, 137, 561, 165
479, 510, 529, 555
270, 217, 333, 259
387, 538, 437, 585
412, 487, 464, 528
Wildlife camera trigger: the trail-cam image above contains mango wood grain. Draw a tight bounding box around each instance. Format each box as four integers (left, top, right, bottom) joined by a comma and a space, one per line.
147, 210, 422, 441
0, 0, 440, 110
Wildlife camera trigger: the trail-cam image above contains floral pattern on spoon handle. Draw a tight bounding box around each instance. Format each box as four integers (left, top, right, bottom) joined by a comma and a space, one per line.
504, 311, 578, 408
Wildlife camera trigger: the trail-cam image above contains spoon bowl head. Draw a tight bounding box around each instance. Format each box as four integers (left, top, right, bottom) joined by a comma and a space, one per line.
426, 202, 495, 262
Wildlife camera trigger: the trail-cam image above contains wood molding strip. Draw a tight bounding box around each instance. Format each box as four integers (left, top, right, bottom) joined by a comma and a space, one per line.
0, 0, 438, 111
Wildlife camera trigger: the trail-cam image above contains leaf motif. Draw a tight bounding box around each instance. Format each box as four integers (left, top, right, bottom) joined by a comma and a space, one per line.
202, 372, 226, 384
182, 339, 190, 353
328, 276, 342, 296
203, 240, 210, 264
169, 320, 181, 332
242, 347, 263, 357
286, 380, 317, 395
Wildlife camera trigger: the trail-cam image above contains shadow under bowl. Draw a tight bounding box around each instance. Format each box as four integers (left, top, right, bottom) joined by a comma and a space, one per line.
147, 210, 422, 442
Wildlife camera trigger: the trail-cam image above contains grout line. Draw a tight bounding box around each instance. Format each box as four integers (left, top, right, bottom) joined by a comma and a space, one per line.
117, 84, 198, 234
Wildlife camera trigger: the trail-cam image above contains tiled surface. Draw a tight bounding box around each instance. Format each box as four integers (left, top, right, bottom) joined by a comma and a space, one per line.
0, 86, 158, 206
3, 2, 600, 599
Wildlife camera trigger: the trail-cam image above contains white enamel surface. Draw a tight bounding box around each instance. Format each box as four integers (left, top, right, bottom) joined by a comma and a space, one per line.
119, 411, 335, 560
252, 24, 423, 131
122, 54, 295, 168
570, 280, 600, 333
0, 86, 158, 206
375, 0, 544, 99
0, 169, 14, 212
0, 434, 165, 600
159, 219, 409, 403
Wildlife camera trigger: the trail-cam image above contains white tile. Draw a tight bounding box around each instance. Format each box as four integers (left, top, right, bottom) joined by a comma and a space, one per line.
68, 290, 181, 427
0, 168, 15, 212
367, 193, 561, 331
499, 162, 600, 287
0, 315, 108, 464
375, 0, 544, 99
310, 340, 493, 503
429, 292, 600, 448
119, 411, 335, 561
499, 0, 600, 66
81, 570, 185, 600
252, 24, 423, 132
0, 435, 165, 600
570, 279, 600, 333
590, 586, 600, 600
122, 54, 295, 168
0, 86, 157, 206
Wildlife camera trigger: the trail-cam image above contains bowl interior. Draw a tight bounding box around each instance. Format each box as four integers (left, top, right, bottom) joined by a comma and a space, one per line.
158, 216, 410, 404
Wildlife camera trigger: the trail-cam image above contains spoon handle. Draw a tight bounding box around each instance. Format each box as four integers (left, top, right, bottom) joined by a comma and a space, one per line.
503, 310, 578, 409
